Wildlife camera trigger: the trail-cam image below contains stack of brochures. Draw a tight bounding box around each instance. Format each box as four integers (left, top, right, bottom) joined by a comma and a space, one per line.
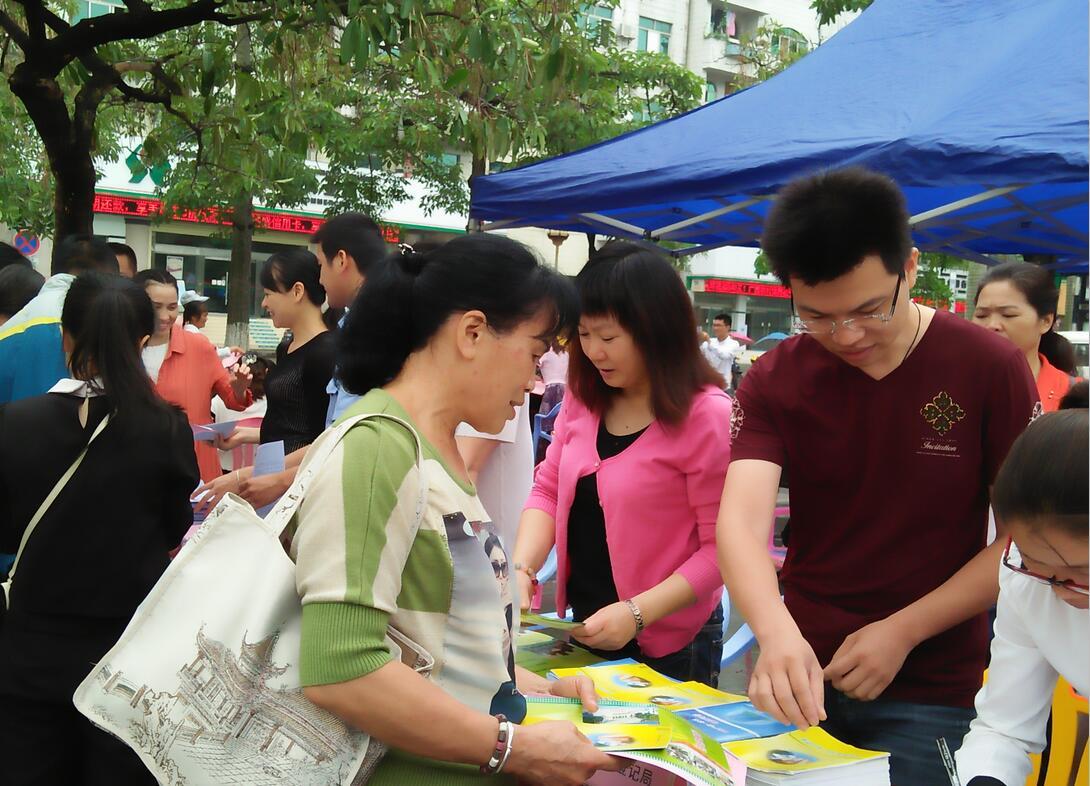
542, 660, 890, 786
725, 728, 891, 785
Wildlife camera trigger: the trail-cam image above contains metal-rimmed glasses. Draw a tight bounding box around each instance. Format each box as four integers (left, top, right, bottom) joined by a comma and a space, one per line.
1002, 537, 1090, 595
791, 275, 903, 335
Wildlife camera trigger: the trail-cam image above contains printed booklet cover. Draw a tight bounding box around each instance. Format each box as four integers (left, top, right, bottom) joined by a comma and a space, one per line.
524, 697, 672, 752
515, 630, 604, 676
550, 663, 728, 710
675, 699, 795, 743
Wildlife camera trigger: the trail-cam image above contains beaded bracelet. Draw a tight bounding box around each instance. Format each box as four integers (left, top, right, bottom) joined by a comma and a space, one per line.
496, 721, 516, 773
624, 598, 646, 632
480, 715, 510, 775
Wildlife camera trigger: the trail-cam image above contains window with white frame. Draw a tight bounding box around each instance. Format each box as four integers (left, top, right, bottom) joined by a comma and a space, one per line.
638, 17, 672, 55
578, 4, 614, 40
74, 0, 124, 22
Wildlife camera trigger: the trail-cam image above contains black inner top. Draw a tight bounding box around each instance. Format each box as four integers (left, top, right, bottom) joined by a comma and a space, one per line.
566, 421, 647, 623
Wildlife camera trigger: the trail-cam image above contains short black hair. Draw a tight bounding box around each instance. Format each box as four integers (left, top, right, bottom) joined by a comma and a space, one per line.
0, 264, 45, 317
713, 312, 732, 327
51, 235, 120, 276
992, 410, 1088, 537
1059, 381, 1088, 410
338, 233, 576, 395
107, 242, 137, 274
0, 242, 28, 271
761, 167, 913, 286
311, 212, 387, 276
183, 300, 208, 324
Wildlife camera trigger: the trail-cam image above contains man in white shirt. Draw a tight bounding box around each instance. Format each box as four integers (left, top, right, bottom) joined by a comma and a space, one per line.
700, 312, 741, 389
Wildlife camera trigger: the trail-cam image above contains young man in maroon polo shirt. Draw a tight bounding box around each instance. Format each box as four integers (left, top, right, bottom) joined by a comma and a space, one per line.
716, 167, 1040, 785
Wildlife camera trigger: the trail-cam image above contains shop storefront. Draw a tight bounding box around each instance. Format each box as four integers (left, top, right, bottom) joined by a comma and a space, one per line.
92, 188, 461, 319
688, 275, 793, 339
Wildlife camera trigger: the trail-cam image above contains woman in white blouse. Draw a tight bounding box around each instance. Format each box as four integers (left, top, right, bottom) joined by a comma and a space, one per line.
957, 407, 1089, 786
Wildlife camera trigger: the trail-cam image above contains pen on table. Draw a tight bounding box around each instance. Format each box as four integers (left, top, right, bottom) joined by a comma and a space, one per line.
936, 737, 962, 786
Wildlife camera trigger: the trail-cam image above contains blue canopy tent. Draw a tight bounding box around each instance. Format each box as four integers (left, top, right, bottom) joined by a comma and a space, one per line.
470, 0, 1089, 270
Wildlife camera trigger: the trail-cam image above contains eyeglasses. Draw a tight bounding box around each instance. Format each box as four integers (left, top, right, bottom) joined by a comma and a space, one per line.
1002, 538, 1090, 595
791, 275, 902, 335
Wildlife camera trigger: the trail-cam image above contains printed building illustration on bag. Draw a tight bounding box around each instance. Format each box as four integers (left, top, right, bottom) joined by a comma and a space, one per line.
88, 627, 365, 786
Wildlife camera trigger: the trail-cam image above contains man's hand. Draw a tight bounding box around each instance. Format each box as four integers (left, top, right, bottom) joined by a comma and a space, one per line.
823, 617, 916, 702
748, 627, 826, 729
572, 602, 638, 651
239, 468, 294, 509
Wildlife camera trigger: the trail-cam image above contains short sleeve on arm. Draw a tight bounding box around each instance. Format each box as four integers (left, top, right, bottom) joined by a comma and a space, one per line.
728, 362, 785, 466
983, 349, 1040, 483
293, 419, 421, 686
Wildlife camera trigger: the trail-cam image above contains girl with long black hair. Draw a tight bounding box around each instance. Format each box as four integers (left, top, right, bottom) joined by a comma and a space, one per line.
0, 272, 199, 784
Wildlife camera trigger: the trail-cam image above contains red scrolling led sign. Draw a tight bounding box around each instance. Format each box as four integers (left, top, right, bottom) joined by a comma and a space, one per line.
93, 193, 401, 243
701, 278, 792, 299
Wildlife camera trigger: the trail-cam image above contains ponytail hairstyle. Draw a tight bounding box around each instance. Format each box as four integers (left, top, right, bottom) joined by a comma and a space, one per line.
992, 410, 1088, 538
337, 234, 577, 395
260, 248, 326, 306
62, 272, 176, 425
976, 262, 1077, 374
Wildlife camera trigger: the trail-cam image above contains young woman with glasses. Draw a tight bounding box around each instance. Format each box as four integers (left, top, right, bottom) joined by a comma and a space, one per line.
956, 408, 1088, 786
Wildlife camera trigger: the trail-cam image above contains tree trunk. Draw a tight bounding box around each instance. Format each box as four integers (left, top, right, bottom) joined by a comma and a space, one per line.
465, 154, 488, 232
225, 191, 253, 349
9, 66, 98, 239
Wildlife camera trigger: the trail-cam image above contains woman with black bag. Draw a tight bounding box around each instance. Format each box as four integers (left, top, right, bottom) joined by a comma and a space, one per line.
0, 272, 199, 785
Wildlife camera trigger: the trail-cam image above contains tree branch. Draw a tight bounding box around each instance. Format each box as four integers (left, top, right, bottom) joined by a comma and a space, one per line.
0, 9, 30, 51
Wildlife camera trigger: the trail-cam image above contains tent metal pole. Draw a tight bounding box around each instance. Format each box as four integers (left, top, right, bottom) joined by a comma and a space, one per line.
909, 185, 1026, 226
578, 213, 647, 236
651, 197, 766, 240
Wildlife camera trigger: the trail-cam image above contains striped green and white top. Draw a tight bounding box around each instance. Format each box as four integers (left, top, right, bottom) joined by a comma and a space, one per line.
292, 389, 524, 784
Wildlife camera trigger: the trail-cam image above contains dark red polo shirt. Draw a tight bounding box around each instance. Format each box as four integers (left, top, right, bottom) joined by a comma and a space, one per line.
730, 311, 1039, 707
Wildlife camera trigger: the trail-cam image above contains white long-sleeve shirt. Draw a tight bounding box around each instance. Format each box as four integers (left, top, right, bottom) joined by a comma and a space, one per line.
956, 542, 1089, 786
701, 336, 740, 387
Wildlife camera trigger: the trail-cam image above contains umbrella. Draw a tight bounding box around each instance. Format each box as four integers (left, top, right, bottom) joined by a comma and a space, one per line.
730, 332, 754, 345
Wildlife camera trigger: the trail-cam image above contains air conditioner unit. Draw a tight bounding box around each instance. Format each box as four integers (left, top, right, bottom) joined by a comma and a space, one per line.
618, 22, 637, 40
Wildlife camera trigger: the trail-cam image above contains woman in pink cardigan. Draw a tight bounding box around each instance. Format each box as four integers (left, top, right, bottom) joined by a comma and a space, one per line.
513, 241, 733, 686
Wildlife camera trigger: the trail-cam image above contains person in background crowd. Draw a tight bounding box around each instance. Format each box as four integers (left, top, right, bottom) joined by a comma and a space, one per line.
538, 339, 569, 414
0, 272, 199, 785
216, 249, 336, 455
0, 264, 45, 327
192, 212, 388, 512
0, 242, 29, 271
716, 167, 1039, 785
956, 410, 1088, 786
513, 241, 732, 686
134, 269, 252, 482
0, 236, 119, 404
107, 242, 137, 279
181, 291, 243, 360
294, 234, 621, 785
973, 262, 1080, 411
700, 313, 741, 391
182, 298, 210, 333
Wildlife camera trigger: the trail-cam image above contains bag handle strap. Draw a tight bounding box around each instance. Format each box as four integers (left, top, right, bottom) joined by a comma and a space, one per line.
8, 413, 111, 585
264, 412, 428, 537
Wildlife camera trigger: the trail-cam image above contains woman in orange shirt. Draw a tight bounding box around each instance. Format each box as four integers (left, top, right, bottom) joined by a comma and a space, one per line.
973, 262, 1080, 412
134, 270, 252, 481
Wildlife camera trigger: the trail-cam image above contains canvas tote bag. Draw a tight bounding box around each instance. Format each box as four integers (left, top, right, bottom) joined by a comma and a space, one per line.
74, 412, 431, 786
